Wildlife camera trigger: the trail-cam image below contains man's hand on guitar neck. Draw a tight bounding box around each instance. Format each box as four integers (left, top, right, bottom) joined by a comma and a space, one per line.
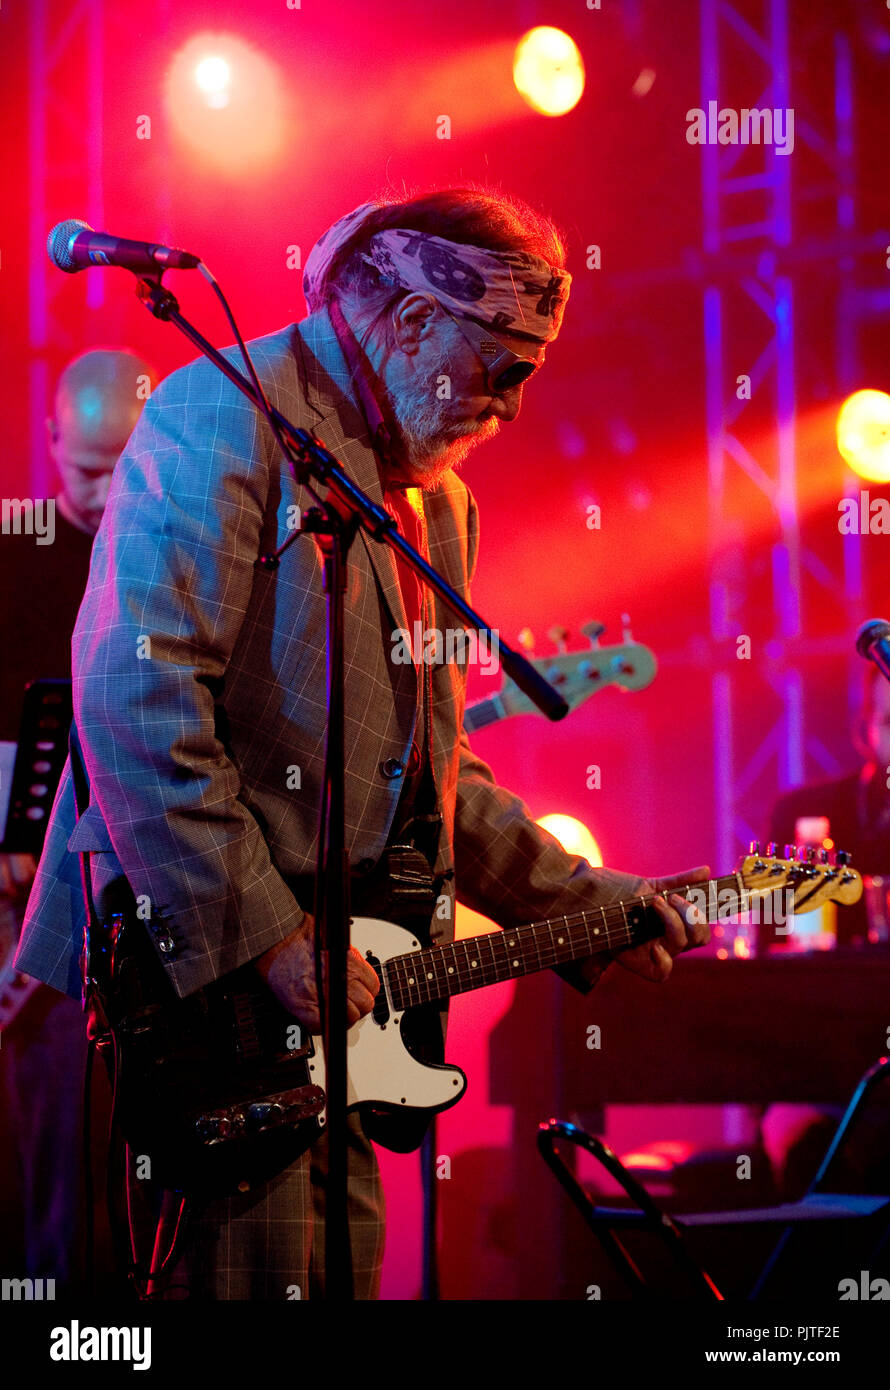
614, 865, 711, 984
254, 913, 380, 1034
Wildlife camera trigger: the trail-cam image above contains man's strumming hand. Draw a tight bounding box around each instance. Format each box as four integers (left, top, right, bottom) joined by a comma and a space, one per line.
254, 913, 380, 1034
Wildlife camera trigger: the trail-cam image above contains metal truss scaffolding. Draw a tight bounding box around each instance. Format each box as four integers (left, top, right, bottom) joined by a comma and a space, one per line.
700, 0, 886, 867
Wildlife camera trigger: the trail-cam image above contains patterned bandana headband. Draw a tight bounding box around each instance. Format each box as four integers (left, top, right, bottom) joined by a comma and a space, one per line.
303, 200, 572, 343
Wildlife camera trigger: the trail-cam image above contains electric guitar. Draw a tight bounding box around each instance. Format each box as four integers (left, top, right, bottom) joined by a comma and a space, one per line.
307, 848, 862, 1119
463, 619, 656, 733
98, 849, 861, 1196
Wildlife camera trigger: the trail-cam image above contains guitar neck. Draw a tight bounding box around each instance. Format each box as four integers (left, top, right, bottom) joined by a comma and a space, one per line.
462, 696, 506, 733
384, 873, 746, 1010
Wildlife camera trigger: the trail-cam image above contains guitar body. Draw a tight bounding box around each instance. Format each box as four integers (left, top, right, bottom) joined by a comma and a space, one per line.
309, 917, 468, 1124
88, 911, 326, 1198
90, 913, 463, 1195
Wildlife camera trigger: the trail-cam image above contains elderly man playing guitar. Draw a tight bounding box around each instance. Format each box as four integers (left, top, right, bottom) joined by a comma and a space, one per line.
16, 187, 709, 1300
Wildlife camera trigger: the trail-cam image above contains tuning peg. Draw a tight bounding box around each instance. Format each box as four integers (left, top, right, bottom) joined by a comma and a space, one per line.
621, 612, 634, 642
784, 843, 799, 861
517, 627, 535, 655
547, 625, 570, 653
835, 849, 851, 866
819, 848, 830, 863
766, 841, 778, 857
749, 840, 761, 856
580, 620, 605, 648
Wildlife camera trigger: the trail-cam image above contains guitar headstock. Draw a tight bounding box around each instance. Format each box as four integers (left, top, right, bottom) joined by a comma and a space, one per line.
498, 618, 657, 720
738, 844, 863, 912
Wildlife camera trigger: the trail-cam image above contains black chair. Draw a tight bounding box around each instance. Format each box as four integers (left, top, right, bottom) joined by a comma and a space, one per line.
537, 1056, 890, 1300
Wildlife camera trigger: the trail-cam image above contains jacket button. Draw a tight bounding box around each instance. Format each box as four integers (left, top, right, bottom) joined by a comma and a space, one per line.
379, 757, 404, 779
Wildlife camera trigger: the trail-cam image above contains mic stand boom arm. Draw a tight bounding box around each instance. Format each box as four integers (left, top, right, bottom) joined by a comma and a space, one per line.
134, 274, 569, 1301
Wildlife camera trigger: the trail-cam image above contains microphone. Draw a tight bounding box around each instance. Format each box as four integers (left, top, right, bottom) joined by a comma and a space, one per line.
856, 618, 890, 683
46, 219, 200, 275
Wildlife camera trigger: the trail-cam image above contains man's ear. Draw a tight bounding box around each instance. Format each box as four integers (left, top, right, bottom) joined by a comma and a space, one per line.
46, 416, 60, 454
391, 294, 438, 353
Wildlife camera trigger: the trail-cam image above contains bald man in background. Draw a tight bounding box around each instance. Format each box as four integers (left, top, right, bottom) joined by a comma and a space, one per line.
0, 348, 156, 744
0, 347, 156, 1291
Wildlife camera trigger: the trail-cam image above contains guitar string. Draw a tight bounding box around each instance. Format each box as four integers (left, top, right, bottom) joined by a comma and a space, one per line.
383, 882, 721, 1007
242, 867, 837, 1021
381, 869, 833, 1007
384, 922, 641, 1007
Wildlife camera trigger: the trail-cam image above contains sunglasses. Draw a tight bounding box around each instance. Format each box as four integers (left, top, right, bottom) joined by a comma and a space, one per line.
434, 301, 542, 394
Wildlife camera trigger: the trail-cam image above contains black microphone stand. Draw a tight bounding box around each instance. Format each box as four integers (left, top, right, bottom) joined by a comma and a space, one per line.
132, 273, 569, 1301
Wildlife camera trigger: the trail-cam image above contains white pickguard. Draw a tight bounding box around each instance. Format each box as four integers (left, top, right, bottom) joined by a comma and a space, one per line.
308, 916, 467, 1127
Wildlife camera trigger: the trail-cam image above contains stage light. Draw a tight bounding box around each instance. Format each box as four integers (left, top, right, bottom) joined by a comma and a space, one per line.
536, 813, 602, 867
513, 27, 585, 117
622, 1149, 673, 1172
836, 389, 890, 483
164, 33, 286, 175
631, 67, 657, 98
733, 933, 752, 960
622, 1141, 694, 1171
194, 56, 232, 109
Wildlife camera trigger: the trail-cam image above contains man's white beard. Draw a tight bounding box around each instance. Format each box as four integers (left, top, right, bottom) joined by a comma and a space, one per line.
384, 353, 499, 489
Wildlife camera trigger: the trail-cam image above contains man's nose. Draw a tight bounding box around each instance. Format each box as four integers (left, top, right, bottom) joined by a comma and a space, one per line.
487, 385, 523, 423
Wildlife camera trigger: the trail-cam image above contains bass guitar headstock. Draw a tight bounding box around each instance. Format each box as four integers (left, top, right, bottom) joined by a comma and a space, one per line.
497, 617, 657, 720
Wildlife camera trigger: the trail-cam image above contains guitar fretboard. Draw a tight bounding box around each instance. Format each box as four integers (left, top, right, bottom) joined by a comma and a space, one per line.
383, 874, 747, 1010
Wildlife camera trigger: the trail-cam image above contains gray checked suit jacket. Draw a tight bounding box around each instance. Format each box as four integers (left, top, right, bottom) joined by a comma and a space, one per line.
15, 305, 647, 1005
